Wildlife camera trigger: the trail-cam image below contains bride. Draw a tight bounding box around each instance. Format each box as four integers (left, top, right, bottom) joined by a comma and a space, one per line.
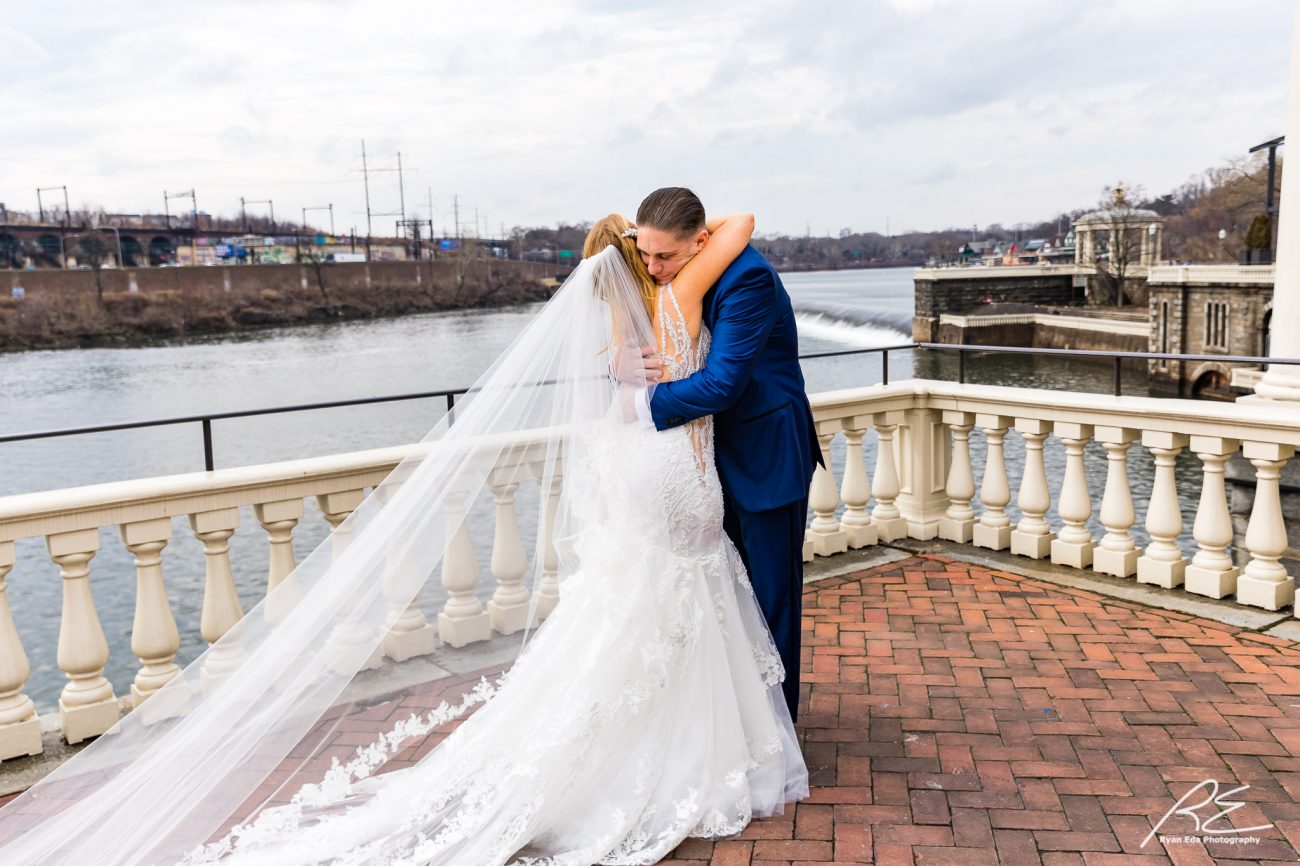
0, 212, 808, 865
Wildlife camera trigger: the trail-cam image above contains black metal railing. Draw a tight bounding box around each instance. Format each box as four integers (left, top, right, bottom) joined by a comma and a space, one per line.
2, 343, 1296, 472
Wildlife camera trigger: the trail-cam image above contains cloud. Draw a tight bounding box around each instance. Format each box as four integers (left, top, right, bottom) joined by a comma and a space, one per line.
0, 0, 1292, 235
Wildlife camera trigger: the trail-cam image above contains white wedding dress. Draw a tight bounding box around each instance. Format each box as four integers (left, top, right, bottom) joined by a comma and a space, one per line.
187, 282, 809, 865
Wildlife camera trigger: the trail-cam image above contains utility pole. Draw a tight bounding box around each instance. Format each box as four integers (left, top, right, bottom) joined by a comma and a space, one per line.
454, 195, 461, 240
37, 185, 70, 226
396, 151, 407, 234
361, 139, 373, 259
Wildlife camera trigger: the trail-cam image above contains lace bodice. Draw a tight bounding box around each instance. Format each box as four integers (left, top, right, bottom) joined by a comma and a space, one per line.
657, 283, 713, 474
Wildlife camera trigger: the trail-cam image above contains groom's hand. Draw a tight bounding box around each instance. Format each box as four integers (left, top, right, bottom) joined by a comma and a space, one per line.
611, 344, 663, 387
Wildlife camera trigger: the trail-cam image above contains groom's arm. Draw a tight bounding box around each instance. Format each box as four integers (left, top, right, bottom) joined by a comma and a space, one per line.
648, 265, 778, 430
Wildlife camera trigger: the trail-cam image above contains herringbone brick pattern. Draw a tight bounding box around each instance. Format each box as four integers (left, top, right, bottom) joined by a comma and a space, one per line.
4, 554, 1300, 865
661, 554, 1300, 865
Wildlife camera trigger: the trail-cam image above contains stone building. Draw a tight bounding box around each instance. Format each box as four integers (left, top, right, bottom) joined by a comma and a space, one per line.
1145, 265, 1274, 398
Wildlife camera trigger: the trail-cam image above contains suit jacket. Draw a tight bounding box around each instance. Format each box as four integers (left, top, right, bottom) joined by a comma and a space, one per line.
649, 244, 821, 512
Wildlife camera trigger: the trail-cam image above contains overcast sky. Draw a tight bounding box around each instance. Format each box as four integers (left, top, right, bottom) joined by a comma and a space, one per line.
3, 0, 1293, 237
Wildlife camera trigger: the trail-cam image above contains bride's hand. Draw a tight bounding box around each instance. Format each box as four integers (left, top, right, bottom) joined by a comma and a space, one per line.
611, 343, 663, 387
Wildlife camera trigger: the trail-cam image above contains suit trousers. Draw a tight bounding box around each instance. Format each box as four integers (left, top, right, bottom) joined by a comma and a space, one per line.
722, 493, 807, 724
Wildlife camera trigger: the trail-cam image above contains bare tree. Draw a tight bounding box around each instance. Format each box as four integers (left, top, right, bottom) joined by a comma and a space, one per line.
1092, 183, 1147, 307
77, 234, 111, 304
297, 249, 334, 308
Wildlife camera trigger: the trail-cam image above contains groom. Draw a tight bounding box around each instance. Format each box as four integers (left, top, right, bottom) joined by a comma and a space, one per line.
633, 187, 821, 723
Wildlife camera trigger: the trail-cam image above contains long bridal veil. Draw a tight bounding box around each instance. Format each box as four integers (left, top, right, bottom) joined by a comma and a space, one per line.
0, 245, 661, 864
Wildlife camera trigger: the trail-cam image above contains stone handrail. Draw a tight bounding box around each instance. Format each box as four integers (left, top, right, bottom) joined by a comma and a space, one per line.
1, 380, 1298, 757
1146, 264, 1276, 285
914, 264, 1095, 280
937, 313, 1150, 337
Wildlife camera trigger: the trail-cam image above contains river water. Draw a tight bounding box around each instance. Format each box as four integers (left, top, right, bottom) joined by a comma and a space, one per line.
0, 266, 1190, 712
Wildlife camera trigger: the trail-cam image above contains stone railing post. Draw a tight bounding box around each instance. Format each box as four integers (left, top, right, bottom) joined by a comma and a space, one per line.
895, 405, 950, 540
1137, 431, 1190, 588
437, 491, 491, 648
938, 411, 976, 543
0, 540, 41, 759
1010, 419, 1054, 559
318, 489, 382, 673
48, 527, 118, 744
1050, 422, 1095, 568
255, 498, 304, 625
1185, 437, 1242, 598
530, 462, 563, 620
839, 419, 877, 548
488, 465, 532, 635
1237, 442, 1297, 611
973, 414, 1012, 551
871, 410, 908, 541
1093, 426, 1139, 578
189, 508, 246, 692
808, 425, 848, 556
119, 517, 182, 707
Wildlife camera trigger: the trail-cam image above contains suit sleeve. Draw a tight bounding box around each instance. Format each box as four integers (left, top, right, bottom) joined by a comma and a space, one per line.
649, 265, 778, 430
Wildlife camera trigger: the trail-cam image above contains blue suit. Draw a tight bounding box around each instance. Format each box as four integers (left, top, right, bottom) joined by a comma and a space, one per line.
650, 244, 820, 721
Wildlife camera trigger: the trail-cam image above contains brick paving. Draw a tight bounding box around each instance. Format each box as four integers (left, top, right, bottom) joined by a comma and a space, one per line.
5, 554, 1300, 864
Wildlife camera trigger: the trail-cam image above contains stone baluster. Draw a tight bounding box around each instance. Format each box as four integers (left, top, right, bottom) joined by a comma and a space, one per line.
973, 414, 1012, 550
938, 411, 976, 543
1136, 432, 1190, 587
318, 490, 382, 673
437, 491, 491, 648
119, 518, 182, 707
1010, 419, 1054, 559
488, 465, 532, 635
48, 528, 118, 744
189, 508, 246, 692
1093, 426, 1139, 577
808, 426, 848, 556
1237, 442, 1297, 611
1050, 422, 1095, 568
0, 540, 41, 759
255, 499, 304, 626
376, 481, 439, 662
1184, 437, 1242, 598
530, 462, 563, 620
871, 411, 908, 542
839, 418, 877, 548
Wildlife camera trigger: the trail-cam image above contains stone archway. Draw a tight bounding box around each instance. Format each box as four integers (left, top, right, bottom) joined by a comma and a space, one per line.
148, 236, 175, 266
0, 234, 23, 268
119, 236, 144, 267
35, 234, 62, 266
1189, 362, 1234, 401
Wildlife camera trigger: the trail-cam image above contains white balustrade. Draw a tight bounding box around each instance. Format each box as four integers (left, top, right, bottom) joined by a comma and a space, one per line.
1136, 432, 1189, 588
530, 462, 563, 619
317, 489, 383, 674
2, 381, 1299, 749
972, 414, 1012, 551
0, 540, 40, 759
839, 419, 877, 548
255, 498, 304, 626
120, 518, 181, 707
938, 411, 976, 544
1050, 422, 1095, 569
437, 492, 491, 648
1184, 437, 1241, 598
1237, 442, 1297, 611
487, 465, 532, 635
1093, 427, 1139, 577
871, 411, 908, 542
190, 508, 246, 692
808, 427, 849, 556
48, 528, 118, 744
1010, 418, 1054, 559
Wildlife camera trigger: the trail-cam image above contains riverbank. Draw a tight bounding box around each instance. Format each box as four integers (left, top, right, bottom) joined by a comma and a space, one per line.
0, 260, 554, 351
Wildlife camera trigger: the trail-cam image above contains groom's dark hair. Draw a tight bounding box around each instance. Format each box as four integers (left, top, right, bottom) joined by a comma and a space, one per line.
637, 187, 706, 239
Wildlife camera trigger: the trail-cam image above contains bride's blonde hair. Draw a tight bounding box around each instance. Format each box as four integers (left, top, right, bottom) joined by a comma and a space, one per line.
583, 214, 657, 321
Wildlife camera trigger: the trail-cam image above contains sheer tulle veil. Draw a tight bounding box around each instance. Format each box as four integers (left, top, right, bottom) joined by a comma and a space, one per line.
0, 245, 661, 864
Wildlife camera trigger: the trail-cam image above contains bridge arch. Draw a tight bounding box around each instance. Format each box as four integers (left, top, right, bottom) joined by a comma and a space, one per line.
0, 234, 23, 268
148, 236, 175, 266
119, 235, 144, 267
35, 234, 62, 266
